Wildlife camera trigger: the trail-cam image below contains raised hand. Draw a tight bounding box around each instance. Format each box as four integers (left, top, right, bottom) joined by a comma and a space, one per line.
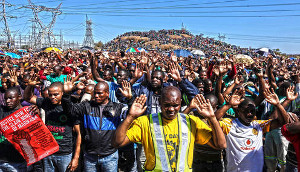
63, 75, 74, 93
168, 62, 181, 82
234, 75, 243, 85
128, 95, 147, 119
133, 63, 144, 79
219, 63, 228, 76
189, 94, 201, 110
89, 51, 96, 65
28, 74, 41, 86
213, 66, 220, 77
226, 89, 245, 108
170, 55, 177, 62
118, 80, 132, 99
8, 70, 18, 85
254, 67, 263, 78
192, 94, 215, 119
141, 56, 148, 65
265, 81, 271, 90
263, 88, 280, 105
152, 56, 158, 64
286, 85, 298, 101
87, 50, 94, 59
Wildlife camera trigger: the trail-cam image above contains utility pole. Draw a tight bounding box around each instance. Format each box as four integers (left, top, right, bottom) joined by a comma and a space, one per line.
26, 0, 62, 48
2, 0, 12, 48
19, 34, 21, 48
82, 15, 94, 48
60, 30, 63, 49
218, 33, 226, 42
30, 18, 37, 48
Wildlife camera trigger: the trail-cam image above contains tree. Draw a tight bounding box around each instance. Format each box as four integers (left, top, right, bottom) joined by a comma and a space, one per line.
94, 41, 103, 49
21, 45, 30, 49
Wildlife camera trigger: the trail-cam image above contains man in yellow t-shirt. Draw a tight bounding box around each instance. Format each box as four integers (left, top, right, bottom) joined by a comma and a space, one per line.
112, 86, 226, 172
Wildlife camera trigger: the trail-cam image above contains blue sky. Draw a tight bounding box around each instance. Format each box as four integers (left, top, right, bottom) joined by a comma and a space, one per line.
4, 0, 300, 54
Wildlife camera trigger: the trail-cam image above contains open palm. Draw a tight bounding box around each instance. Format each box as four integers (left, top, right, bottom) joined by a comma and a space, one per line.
119, 81, 132, 99
63, 75, 74, 93
286, 85, 298, 101
28, 74, 41, 86
193, 94, 215, 118
134, 64, 144, 79
128, 95, 147, 119
228, 89, 244, 107
168, 62, 181, 82
264, 88, 280, 105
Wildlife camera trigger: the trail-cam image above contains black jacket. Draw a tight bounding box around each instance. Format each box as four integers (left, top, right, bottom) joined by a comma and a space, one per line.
62, 94, 127, 156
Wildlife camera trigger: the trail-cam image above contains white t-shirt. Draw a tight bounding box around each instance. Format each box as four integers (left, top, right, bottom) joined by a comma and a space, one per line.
220, 118, 272, 172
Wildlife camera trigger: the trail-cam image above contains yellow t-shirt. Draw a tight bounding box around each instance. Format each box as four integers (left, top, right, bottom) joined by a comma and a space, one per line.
126, 114, 212, 171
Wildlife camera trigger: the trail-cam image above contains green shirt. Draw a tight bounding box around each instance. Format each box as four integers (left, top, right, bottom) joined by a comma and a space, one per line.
46, 74, 67, 83
220, 101, 236, 117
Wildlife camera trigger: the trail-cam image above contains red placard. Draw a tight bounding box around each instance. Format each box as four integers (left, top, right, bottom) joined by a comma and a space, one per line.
0, 106, 59, 166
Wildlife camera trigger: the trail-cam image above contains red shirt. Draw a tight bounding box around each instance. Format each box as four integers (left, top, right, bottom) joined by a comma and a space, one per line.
282, 124, 300, 170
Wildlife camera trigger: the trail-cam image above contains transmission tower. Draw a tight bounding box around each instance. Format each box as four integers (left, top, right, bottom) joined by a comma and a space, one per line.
29, 18, 37, 48
1, 0, 12, 48
82, 15, 94, 48
218, 33, 226, 42
26, 0, 62, 49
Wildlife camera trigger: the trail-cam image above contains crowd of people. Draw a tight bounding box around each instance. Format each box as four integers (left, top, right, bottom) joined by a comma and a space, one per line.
0, 33, 299, 172
104, 29, 258, 58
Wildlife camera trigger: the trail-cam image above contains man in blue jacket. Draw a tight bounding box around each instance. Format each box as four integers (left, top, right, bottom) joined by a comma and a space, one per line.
62, 80, 128, 172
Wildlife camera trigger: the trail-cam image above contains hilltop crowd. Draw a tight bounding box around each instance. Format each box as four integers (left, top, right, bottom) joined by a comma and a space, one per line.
104, 29, 259, 58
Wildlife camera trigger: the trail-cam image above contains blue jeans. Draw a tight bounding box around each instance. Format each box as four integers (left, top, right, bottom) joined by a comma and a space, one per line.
84, 151, 118, 172
285, 161, 298, 172
43, 153, 72, 172
118, 144, 137, 172
0, 161, 27, 172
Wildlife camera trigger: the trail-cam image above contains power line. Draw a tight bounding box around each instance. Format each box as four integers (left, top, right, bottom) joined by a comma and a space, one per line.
62, 13, 300, 18
61, 9, 299, 14
60, 24, 84, 33
62, 0, 248, 10
61, 2, 300, 10
61, 0, 142, 9
228, 37, 300, 44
